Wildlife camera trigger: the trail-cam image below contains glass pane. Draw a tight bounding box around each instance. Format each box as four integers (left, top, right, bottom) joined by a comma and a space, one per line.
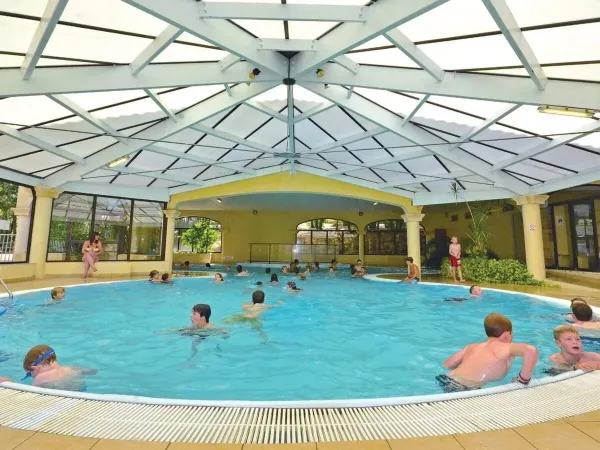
130, 201, 164, 261
312, 231, 327, 246
365, 231, 379, 254
48, 193, 93, 262
327, 231, 341, 250
573, 203, 598, 271
296, 230, 311, 245
395, 231, 408, 255
177, 217, 222, 253
0, 184, 33, 263
94, 197, 132, 261
342, 232, 358, 255
379, 231, 396, 255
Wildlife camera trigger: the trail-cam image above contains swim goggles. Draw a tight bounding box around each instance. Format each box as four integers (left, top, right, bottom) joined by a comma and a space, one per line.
22, 348, 55, 381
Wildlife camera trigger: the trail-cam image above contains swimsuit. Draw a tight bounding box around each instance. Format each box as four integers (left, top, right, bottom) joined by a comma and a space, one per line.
450, 256, 461, 267
435, 374, 477, 393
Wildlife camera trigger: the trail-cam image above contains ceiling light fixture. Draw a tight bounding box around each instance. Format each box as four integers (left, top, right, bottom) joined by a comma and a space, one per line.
216, 198, 222, 203
316, 68, 325, 77
106, 155, 129, 168
249, 68, 261, 80
373, 202, 378, 206
537, 105, 596, 118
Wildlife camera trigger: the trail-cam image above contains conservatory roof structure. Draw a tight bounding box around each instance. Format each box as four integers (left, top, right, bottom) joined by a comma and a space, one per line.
0, 0, 599, 205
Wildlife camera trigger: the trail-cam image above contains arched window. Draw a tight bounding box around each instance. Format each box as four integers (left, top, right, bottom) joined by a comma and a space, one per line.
175, 217, 222, 253
365, 219, 426, 256
296, 219, 358, 255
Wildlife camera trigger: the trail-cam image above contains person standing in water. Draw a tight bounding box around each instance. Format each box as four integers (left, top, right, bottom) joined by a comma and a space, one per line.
82, 231, 103, 279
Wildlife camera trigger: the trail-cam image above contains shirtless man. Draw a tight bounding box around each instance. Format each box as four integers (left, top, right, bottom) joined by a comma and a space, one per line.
550, 325, 600, 372
22, 345, 96, 390
437, 313, 538, 391
404, 257, 421, 283
241, 291, 283, 319
449, 236, 465, 283
571, 303, 600, 331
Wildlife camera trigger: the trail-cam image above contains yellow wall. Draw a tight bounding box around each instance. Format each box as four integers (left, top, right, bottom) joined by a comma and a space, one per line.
177, 209, 410, 266
45, 261, 168, 278
0, 263, 36, 283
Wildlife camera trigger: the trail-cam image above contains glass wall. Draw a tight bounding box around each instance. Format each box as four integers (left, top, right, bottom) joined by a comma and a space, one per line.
296, 219, 358, 255
0, 181, 34, 263
365, 219, 426, 255
48, 192, 165, 261
174, 217, 222, 253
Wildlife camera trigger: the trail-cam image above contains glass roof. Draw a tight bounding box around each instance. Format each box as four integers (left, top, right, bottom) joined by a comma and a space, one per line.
0, 0, 598, 204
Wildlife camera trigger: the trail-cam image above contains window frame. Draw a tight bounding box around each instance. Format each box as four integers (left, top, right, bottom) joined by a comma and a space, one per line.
295, 218, 359, 255
174, 216, 222, 254
46, 191, 167, 262
364, 219, 426, 256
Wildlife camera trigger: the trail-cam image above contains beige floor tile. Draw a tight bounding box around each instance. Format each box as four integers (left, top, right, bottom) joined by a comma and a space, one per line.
168, 443, 243, 450
515, 420, 600, 449
317, 441, 390, 450
389, 435, 463, 450
570, 422, 600, 442
14, 432, 97, 450
243, 444, 315, 450
455, 429, 536, 449
567, 411, 600, 422
91, 439, 168, 450
0, 427, 36, 450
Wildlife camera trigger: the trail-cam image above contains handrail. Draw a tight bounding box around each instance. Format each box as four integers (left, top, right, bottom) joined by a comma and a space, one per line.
0, 277, 13, 299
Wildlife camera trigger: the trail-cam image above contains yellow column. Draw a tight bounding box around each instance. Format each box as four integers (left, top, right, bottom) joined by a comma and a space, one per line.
163, 209, 180, 274
402, 213, 425, 268
514, 195, 549, 281
10, 186, 34, 262
358, 231, 365, 263
30, 186, 61, 279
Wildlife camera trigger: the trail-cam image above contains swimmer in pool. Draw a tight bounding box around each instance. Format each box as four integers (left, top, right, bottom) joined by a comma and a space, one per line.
161, 273, 173, 284
269, 274, 279, 286
437, 313, 538, 392
241, 290, 283, 319
159, 304, 227, 337
282, 265, 289, 274
286, 281, 302, 292
565, 298, 597, 322
22, 345, 96, 390
444, 285, 483, 302
149, 270, 161, 283
549, 325, 600, 372
49, 287, 66, 304
570, 303, 600, 331
246, 281, 264, 290
214, 273, 225, 284
236, 264, 250, 277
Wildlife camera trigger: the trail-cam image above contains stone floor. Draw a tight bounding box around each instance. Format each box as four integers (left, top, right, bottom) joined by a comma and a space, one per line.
3, 275, 600, 449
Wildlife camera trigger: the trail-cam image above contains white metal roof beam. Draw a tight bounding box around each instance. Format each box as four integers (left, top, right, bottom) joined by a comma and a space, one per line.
44, 82, 279, 187
122, 0, 288, 75
130, 25, 183, 76
305, 127, 386, 154
104, 166, 204, 186
48, 94, 122, 137
299, 82, 529, 194
290, 0, 449, 77
448, 103, 521, 151
332, 55, 360, 75
383, 29, 444, 81
21, 0, 69, 80
143, 89, 177, 120
492, 121, 600, 171
287, 85, 296, 174
144, 145, 255, 175
258, 39, 317, 52
0, 166, 42, 186
220, 53, 242, 71
413, 188, 515, 205
61, 181, 170, 201
191, 124, 280, 156
380, 170, 471, 188
0, 62, 276, 97
0, 124, 84, 164
481, 0, 548, 90
325, 148, 431, 176
297, 64, 600, 110
245, 101, 287, 122
197, 2, 366, 22
402, 95, 429, 126
294, 103, 335, 123
531, 165, 600, 194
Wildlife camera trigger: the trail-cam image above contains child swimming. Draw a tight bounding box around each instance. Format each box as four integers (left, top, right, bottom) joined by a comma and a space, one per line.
550, 325, 600, 372
149, 270, 161, 283
570, 303, 600, 331
161, 273, 173, 284
22, 345, 96, 390
437, 313, 538, 391
286, 281, 302, 292
214, 273, 225, 283
241, 290, 283, 319
49, 287, 66, 304
269, 274, 279, 285
236, 264, 250, 277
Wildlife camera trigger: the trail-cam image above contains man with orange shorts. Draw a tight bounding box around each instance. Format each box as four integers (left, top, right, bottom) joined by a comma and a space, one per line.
449, 236, 465, 283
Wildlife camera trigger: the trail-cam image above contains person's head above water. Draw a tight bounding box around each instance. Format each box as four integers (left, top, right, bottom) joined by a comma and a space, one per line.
191, 304, 211, 325
184, 261, 190, 267
484, 313, 513, 342
236, 264, 243, 273
266, 268, 271, 274
51, 287, 65, 301
161, 273, 170, 281
572, 303, 594, 322
553, 324, 582, 358
357, 259, 362, 264
23, 345, 56, 378
270, 273, 278, 282
350, 268, 357, 275
571, 297, 588, 307
149, 270, 159, 280
469, 285, 483, 296
256, 281, 263, 287
215, 273, 224, 281
205, 263, 211, 268
294, 259, 299, 265
252, 290, 265, 304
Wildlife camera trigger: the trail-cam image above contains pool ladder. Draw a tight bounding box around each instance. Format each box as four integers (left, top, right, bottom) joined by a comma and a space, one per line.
0, 277, 13, 299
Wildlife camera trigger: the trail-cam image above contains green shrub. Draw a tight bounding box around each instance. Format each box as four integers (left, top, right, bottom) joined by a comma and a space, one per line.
441, 257, 543, 286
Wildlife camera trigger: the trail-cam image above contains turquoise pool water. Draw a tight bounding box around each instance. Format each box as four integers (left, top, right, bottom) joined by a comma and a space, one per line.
0, 272, 590, 401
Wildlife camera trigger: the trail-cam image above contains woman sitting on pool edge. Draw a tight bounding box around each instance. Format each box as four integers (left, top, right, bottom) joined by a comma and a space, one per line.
81, 231, 103, 279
